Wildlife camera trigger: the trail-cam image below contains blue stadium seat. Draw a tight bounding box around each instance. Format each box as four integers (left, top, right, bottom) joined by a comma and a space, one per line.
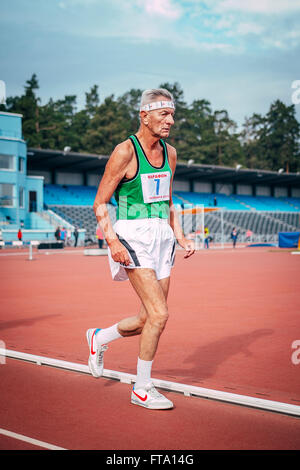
173, 191, 300, 212
44, 184, 117, 206
44, 185, 300, 213
174, 192, 247, 210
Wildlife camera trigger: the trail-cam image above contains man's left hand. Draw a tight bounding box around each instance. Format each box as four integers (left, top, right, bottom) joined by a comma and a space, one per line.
180, 238, 195, 258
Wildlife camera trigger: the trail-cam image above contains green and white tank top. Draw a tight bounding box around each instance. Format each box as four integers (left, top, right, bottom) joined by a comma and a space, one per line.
114, 135, 172, 220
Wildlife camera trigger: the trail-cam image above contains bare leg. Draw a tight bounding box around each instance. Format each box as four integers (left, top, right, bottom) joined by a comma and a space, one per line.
117, 304, 147, 337
122, 268, 170, 361
106, 268, 173, 408
117, 272, 170, 342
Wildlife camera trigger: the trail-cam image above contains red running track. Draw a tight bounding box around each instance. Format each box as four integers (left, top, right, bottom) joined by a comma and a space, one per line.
1, 358, 300, 451
0, 246, 300, 450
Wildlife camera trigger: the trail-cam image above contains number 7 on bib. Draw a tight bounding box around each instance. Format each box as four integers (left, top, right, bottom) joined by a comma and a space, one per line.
141, 172, 171, 204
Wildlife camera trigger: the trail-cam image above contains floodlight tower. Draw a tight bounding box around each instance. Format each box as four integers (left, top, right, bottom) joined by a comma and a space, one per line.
0, 80, 6, 105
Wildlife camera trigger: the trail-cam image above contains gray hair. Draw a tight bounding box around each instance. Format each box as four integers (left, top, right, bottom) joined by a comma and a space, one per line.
140, 88, 174, 107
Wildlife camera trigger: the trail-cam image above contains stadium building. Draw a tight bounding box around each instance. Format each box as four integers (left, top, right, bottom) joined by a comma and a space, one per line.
1, 111, 300, 248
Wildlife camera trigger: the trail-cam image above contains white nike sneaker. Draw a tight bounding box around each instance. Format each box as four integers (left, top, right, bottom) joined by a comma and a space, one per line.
131, 382, 173, 410
86, 328, 108, 378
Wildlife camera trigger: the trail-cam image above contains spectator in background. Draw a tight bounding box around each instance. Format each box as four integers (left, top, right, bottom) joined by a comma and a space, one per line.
74, 227, 79, 247
60, 227, 66, 245
55, 226, 61, 241
0, 228, 3, 249
246, 229, 253, 243
204, 225, 210, 249
17, 228, 22, 241
66, 228, 72, 246
96, 224, 104, 249
231, 227, 239, 248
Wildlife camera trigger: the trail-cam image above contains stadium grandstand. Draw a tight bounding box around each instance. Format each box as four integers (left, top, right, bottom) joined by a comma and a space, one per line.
28, 147, 300, 247
1, 111, 300, 247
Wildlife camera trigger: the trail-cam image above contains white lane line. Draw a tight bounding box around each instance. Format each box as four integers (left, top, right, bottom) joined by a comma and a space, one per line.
1, 348, 300, 417
0, 428, 67, 450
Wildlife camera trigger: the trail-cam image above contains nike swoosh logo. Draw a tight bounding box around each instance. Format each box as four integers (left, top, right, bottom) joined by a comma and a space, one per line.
91, 330, 97, 355
133, 390, 147, 402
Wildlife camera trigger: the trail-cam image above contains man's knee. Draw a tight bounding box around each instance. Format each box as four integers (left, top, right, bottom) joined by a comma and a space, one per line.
149, 309, 169, 332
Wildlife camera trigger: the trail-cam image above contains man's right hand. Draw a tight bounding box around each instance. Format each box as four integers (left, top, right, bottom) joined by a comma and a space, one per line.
108, 238, 131, 266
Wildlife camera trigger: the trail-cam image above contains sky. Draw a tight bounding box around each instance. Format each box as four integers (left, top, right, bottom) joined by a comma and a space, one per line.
1, 0, 300, 128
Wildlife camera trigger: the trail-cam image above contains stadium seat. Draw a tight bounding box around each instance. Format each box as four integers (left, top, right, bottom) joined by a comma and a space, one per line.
45, 185, 300, 243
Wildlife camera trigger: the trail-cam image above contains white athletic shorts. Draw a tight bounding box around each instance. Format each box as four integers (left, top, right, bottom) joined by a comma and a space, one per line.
108, 218, 176, 281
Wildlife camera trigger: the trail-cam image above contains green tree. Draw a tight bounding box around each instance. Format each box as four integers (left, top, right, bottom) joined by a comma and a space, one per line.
4, 74, 42, 147
240, 113, 267, 169
36, 95, 77, 150
212, 110, 241, 166
2, 76, 299, 172
174, 99, 215, 163
85, 85, 100, 118
83, 95, 131, 154
117, 88, 143, 134
264, 100, 300, 173
241, 102, 300, 172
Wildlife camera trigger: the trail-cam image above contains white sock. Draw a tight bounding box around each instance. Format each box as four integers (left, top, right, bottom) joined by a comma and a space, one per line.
135, 357, 153, 389
95, 323, 122, 346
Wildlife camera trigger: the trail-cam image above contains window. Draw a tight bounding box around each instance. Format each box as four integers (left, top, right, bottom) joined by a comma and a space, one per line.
0, 154, 14, 170
0, 183, 14, 206
19, 187, 24, 208
18, 157, 25, 172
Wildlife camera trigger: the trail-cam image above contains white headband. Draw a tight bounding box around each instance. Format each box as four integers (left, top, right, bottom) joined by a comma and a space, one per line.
140, 100, 175, 112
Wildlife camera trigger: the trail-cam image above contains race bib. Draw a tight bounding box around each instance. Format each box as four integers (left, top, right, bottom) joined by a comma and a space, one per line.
141, 172, 170, 204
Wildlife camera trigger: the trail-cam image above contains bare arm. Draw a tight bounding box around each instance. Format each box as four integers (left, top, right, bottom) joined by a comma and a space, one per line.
167, 145, 195, 259
93, 141, 133, 265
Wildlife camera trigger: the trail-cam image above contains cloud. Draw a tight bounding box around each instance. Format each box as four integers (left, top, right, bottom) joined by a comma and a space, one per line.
143, 0, 182, 19
235, 22, 264, 35
194, 0, 300, 51
3, 0, 300, 62
2, 0, 300, 127
217, 0, 300, 14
